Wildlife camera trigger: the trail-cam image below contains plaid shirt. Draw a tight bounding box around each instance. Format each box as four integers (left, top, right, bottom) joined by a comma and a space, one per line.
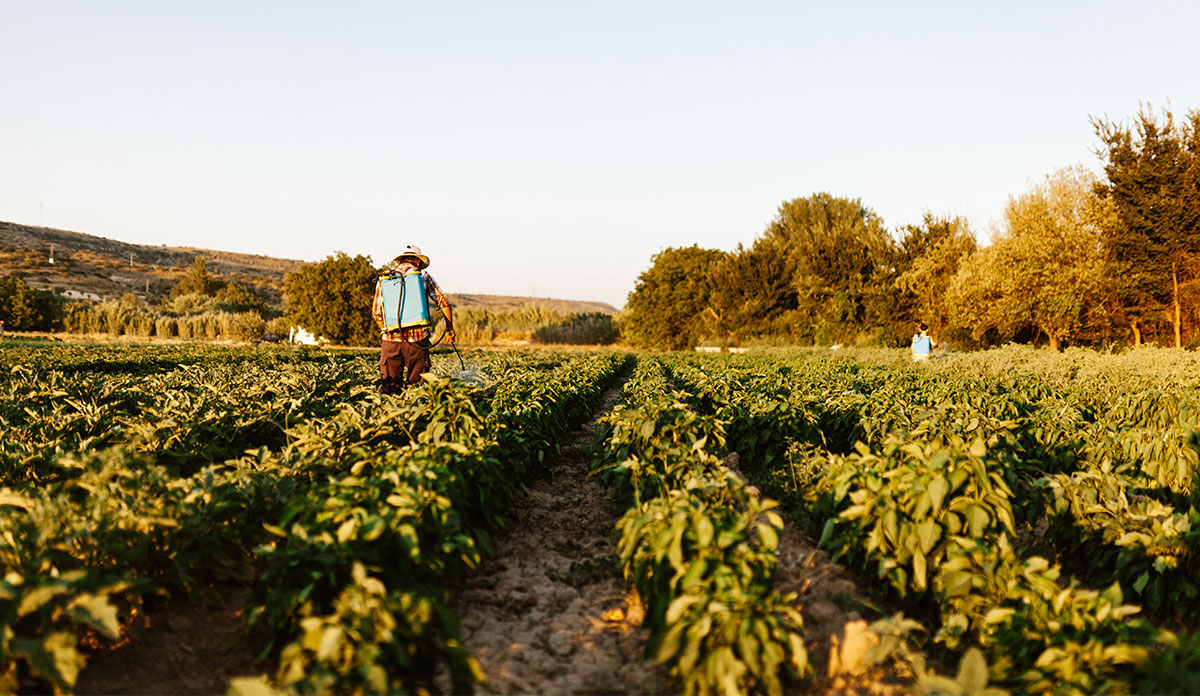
372, 263, 451, 342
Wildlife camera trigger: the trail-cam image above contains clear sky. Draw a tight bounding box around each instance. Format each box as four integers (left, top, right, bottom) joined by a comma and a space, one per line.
3, 1, 1199, 309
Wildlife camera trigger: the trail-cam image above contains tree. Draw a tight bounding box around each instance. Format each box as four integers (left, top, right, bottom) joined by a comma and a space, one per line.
0, 275, 64, 331
170, 256, 221, 299
944, 243, 1022, 346
1094, 106, 1200, 346
708, 234, 799, 341
947, 167, 1111, 350
896, 213, 977, 342
767, 193, 898, 343
284, 252, 378, 346
623, 246, 729, 350
215, 281, 265, 313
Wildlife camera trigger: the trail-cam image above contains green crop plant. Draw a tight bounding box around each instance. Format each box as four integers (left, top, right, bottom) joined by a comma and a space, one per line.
594, 397, 727, 504
616, 488, 809, 695
817, 433, 1016, 599
1044, 466, 1199, 615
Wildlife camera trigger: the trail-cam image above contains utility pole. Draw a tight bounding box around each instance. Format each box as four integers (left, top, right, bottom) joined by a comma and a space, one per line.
130, 251, 134, 267
48, 243, 55, 265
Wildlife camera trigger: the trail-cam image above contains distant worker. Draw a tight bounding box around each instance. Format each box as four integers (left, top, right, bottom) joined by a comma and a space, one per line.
0, 320, 5, 337
371, 245, 455, 394
912, 324, 934, 361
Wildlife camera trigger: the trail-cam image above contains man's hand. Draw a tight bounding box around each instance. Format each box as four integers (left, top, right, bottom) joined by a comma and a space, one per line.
445, 327, 457, 344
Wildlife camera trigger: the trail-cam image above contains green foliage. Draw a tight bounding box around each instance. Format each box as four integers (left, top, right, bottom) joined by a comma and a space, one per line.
1134, 632, 1200, 695
0, 343, 631, 694
662, 348, 1200, 694
818, 435, 1016, 598
169, 256, 221, 299
0, 274, 64, 331
896, 214, 978, 342
595, 360, 810, 695
1045, 466, 1198, 615
533, 311, 619, 344
595, 397, 727, 503
947, 167, 1112, 350
1094, 105, 1200, 346
215, 281, 267, 313
619, 491, 808, 696
624, 245, 729, 350
284, 252, 377, 346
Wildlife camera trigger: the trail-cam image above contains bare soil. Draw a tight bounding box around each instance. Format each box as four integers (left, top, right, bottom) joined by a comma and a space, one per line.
450, 383, 671, 695
74, 583, 266, 695
773, 520, 909, 694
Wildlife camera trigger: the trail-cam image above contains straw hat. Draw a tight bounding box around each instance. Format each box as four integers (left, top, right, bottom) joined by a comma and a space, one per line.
391, 245, 430, 269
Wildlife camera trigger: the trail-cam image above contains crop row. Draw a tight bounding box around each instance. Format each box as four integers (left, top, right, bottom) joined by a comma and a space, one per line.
662, 351, 1200, 695
592, 356, 809, 696
0, 343, 624, 694
237, 352, 630, 693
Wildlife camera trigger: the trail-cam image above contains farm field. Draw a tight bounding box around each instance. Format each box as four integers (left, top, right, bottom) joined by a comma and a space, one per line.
3, 340, 1200, 695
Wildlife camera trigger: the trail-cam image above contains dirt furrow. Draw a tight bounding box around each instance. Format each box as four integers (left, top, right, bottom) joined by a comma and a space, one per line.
451, 383, 670, 695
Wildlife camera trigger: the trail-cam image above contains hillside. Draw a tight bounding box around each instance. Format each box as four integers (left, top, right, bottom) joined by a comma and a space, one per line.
0, 221, 302, 304
0, 221, 618, 314
449, 293, 617, 315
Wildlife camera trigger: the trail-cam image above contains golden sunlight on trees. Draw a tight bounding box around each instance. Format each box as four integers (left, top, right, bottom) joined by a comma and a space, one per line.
1094, 106, 1200, 347
896, 214, 977, 344
948, 167, 1112, 350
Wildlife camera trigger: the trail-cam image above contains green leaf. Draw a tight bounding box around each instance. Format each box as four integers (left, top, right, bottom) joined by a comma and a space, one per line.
912, 548, 927, 591
696, 515, 715, 547
956, 648, 989, 693
967, 505, 989, 537
17, 584, 70, 618
928, 477, 949, 516
68, 594, 121, 640
0, 491, 33, 511
757, 523, 779, 551
915, 519, 939, 554
883, 509, 899, 546
639, 420, 656, 439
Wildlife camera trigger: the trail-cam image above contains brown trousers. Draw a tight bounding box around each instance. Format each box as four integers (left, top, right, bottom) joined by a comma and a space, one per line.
380, 338, 431, 394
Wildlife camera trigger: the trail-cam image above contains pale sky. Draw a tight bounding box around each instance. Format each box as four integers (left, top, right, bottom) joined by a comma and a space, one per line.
3, 1, 1199, 309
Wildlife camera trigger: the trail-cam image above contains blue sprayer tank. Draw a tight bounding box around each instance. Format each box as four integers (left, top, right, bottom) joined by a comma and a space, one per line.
912, 334, 932, 356
380, 270, 431, 331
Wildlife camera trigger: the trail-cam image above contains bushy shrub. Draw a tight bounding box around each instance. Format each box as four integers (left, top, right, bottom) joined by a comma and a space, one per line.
228, 312, 267, 342
533, 312, 619, 345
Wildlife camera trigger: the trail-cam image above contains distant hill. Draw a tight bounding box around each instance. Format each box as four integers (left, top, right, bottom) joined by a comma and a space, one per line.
449, 293, 617, 315
0, 220, 618, 314
0, 220, 302, 304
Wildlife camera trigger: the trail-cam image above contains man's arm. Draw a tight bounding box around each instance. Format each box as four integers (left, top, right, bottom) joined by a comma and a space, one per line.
371, 280, 385, 330
424, 273, 455, 341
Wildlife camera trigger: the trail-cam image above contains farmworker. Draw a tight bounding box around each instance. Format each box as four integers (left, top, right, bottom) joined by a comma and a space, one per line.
911, 325, 933, 361
371, 245, 456, 394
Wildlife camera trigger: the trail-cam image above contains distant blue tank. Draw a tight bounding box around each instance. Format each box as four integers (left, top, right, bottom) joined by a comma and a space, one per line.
912, 334, 932, 358
380, 271, 431, 331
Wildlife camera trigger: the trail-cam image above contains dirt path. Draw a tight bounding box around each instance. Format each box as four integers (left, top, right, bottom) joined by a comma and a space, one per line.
74, 583, 266, 695
774, 521, 907, 694
450, 382, 672, 695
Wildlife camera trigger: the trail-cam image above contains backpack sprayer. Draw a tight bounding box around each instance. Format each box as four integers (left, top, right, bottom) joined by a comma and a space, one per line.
379, 269, 476, 382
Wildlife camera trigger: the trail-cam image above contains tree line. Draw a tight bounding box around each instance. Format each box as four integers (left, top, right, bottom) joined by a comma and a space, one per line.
282, 252, 619, 346
624, 105, 1200, 351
